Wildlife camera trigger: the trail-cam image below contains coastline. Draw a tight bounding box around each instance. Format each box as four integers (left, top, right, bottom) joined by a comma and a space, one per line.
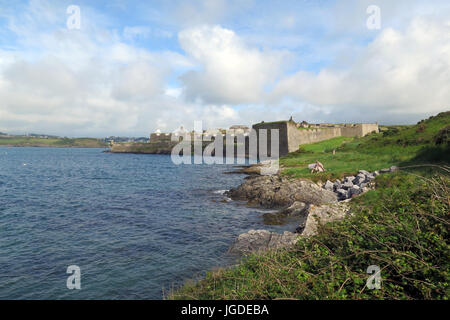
0, 144, 108, 148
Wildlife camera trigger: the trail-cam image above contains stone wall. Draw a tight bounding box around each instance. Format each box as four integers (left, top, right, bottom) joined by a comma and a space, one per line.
253, 121, 379, 156
287, 122, 342, 153
253, 122, 290, 157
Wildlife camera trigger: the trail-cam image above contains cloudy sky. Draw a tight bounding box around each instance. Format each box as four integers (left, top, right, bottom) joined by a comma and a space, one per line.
0, 0, 449, 137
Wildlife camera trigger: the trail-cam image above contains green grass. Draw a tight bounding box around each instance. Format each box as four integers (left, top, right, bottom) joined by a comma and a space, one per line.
0, 136, 107, 148
281, 112, 450, 182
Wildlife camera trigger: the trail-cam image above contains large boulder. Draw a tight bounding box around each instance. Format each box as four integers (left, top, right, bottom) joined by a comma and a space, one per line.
263, 201, 309, 225
280, 201, 308, 217
225, 175, 338, 209
228, 230, 299, 255
300, 202, 350, 237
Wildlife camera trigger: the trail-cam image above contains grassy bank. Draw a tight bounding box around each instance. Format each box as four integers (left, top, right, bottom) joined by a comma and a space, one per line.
171, 172, 449, 299
170, 111, 449, 300
0, 136, 108, 148
281, 112, 449, 182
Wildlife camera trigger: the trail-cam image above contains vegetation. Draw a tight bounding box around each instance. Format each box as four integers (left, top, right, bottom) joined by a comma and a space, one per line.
281, 112, 449, 182
0, 136, 108, 148
171, 111, 449, 300
171, 172, 449, 299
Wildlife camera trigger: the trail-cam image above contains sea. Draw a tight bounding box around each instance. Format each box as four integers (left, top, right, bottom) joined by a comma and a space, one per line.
0, 147, 293, 299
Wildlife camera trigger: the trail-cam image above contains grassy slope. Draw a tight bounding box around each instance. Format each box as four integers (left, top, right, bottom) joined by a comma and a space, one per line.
281, 112, 449, 182
171, 111, 449, 300
0, 136, 108, 148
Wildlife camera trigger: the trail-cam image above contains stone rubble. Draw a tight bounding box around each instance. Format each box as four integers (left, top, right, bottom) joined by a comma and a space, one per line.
323, 166, 398, 201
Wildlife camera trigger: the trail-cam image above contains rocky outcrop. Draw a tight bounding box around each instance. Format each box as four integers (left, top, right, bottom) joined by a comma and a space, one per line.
225, 175, 338, 209
229, 202, 350, 254
262, 201, 309, 225
228, 230, 299, 255
226, 166, 397, 255
298, 202, 350, 236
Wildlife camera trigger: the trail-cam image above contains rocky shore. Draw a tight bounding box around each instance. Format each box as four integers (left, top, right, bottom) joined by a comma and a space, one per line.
226, 165, 399, 255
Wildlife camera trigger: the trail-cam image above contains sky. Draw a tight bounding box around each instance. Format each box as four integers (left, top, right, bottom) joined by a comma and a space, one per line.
0, 0, 449, 137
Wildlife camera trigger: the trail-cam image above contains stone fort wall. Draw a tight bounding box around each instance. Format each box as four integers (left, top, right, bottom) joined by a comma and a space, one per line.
254, 121, 379, 156
148, 122, 379, 157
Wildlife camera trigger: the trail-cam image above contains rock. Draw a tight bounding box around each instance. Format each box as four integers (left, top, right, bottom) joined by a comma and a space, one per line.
225, 175, 338, 209
309, 161, 325, 173
366, 174, 375, 181
358, 170, 370, 176
333, 180, 342, 191
336, 188, 349, 200
360, 182, 367, 189
281, 201, 308, 217
349, 185, 361, 197
324, 180, 334, 191
373, 171, 380, 176
362, 186, 371, 193
354, 173, 367, 185
344, 176, 356, 183
301, 202, 350, 237
342, 181, 354, 189
390, 166, 399, 172
380, 168, 390, 173
263, 201, 310, 225
228, 230, 299, 255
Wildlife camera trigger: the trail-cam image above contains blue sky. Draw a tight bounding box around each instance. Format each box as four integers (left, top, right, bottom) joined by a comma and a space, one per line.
0, 0, 449, 137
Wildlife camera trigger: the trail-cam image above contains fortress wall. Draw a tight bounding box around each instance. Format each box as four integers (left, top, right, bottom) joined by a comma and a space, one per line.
148, 122, 379, 157
340, 124, 379, 137
287, 123, 342, 153
340, 125, 362, 138
360, 123, 379, 136
252, 122, 290, 156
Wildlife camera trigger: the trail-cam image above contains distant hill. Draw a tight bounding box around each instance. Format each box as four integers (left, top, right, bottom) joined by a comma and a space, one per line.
0, 135, 108, 148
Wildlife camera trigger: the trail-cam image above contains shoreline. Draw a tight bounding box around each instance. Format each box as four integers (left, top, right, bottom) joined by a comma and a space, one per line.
0, 145, 108, 148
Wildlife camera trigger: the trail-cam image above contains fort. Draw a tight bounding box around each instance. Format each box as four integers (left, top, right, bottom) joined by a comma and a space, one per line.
252, 119, 379, 156
110, 119, 379, 157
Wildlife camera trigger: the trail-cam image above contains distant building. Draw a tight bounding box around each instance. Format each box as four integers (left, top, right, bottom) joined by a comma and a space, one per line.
228, 125, 250, 135
298, 121, 309, 128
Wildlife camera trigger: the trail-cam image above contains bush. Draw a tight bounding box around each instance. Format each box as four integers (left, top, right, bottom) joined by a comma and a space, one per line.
434, 125, 449, 146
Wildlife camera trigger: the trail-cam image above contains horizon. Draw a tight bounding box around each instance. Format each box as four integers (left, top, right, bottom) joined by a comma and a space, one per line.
1, 117, 422, 138
0, 0, 449, 138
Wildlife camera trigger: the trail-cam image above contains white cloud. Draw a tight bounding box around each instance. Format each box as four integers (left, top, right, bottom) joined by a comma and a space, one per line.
1, 0, 449, 137
271, 17, 450, 123
179, 25, 288, 104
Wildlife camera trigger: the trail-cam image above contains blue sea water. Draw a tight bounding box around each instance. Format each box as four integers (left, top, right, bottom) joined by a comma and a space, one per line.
0, 147, 292, 299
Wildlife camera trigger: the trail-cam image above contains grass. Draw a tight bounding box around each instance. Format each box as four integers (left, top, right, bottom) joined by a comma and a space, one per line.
0, 136, 108, 148
171, 172, 449, 300
170, 111, 449, 300
281, 112, 450, 182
